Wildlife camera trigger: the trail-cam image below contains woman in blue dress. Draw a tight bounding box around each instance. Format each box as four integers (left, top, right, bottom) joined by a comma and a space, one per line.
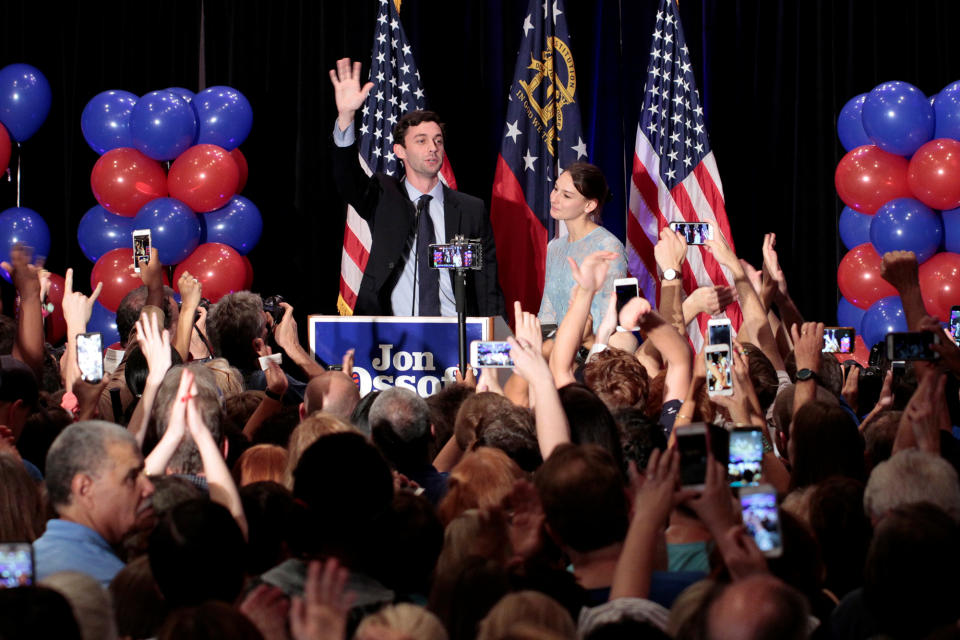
538, 163, 627, 333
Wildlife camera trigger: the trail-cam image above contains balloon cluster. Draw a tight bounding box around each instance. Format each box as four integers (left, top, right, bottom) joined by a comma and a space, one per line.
79, 86, 260, 342
835, 80, 960, 347
0, 63, 57, 338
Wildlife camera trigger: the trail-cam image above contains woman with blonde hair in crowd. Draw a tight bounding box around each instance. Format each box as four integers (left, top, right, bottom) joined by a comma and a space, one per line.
283, 412, 357, 489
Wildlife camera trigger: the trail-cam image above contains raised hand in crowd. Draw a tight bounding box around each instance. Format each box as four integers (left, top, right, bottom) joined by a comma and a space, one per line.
611, 447, 695, 600
330, 57, 374, 132
290, 558, 356, 640
550, 251, 617, 385
274, 301, 325, 379
175, 270, 202, 361
682, 285, 737, 324
893, 369, 947, 456
128, 310, 173, 446
718, 525, 769, 581
880, 250, 927, 330
240, 584, 292, 640
60, 268, 104, 402
790, 321, 824, 416
1, 243, 45, 376
653, 225, 687, 275
509, 334, 569, 459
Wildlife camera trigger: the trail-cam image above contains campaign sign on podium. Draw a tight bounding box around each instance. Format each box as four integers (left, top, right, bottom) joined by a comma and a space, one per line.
308, 316, 492, 397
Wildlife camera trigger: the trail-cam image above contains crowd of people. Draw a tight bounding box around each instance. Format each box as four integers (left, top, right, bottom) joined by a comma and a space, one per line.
2, 191, 960, 639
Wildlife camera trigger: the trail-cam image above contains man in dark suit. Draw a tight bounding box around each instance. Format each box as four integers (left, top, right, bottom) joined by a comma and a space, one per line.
329, 57, 504, 318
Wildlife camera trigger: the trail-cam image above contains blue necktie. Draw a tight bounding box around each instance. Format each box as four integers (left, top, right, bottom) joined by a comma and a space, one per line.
416, 194, 440, 316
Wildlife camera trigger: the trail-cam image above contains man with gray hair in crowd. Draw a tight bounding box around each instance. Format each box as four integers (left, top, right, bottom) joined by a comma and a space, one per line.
33, 420, 155, 588
863, 448, 960, 524
369, 387, 447, 503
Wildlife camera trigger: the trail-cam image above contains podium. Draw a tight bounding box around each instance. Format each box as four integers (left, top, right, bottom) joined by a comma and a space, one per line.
308, 315, 511, 398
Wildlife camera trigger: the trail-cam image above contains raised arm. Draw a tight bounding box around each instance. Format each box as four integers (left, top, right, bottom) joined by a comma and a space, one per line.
705, 227, 785, 371
128, 311, 173, 447
510, 335, 569, 460
2, 246, 45, 377
274, 302, 325, 380
620, 297, 691, 404
880, 250, 927, 331
654, 226, 689, 334
548, 250, 617, 385
175, 271, 202, 361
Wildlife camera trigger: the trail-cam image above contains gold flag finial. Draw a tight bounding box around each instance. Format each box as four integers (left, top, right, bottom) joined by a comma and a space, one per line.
394, 0, 402, 11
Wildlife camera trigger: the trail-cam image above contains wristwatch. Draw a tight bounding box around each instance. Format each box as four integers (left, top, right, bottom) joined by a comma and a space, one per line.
662, 268, 680, 281
796, 368, 819, 383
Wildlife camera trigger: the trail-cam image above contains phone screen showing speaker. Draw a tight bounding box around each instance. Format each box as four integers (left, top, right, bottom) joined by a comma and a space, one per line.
470, 341, 514, 368
823, 327, 855, 353
885, 331, 939, 361
708, 321, 732, 349
705, 347, 733, 396
669, 221, 712, 245
0, 543, 34, 588
728, 428, 763, 487
740, 488, 783, 557
76, 332, 103, 384
951, 306, 960, 346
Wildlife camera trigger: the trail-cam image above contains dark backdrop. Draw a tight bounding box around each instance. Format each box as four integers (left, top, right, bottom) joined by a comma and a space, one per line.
1, 0, 958, 337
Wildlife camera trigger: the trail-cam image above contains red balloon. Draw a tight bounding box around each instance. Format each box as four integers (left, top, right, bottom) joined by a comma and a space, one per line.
174, 243, 247, 302
0, 123, 10, 176
835, 145, 911, 214
241, 254, 254, 289
231, 147, 248, 193
90, 147, 168, 216
919, 252, 960, 321
168, 144, 239, 213
837, 243, 898, 309
45, 272, 66, 343
907, 138, 960, 210
91, 248, 170, 312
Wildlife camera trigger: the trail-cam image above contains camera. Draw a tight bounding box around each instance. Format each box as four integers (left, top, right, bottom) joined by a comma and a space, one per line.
262, 295, 286, 326
429, 236, 483, 270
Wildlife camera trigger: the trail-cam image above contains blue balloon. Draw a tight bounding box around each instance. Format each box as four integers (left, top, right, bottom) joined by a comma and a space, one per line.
837, 297, 865, 334
862, 81, 934, 156
934, 80, 960, 141
861, 296, 907, 349
0, 63, 52, 142
0, 207, 50, 261
165, 87, 195, 104
202, 196, 262, 255
80, 90, 138, 155
869, 198, 943, 263
837, 94, 871, 151
0, 207, 50, 283
839, 206, 872, 250
194, 86, 253, 150
88, 301, 121, 346
77, 205, 134, 262
132, 198, 201, 265
942, 207, 960, 253
129, 90, 198, 161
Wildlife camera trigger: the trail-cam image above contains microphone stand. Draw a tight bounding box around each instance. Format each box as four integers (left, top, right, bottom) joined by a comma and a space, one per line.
455, 266, 468, 378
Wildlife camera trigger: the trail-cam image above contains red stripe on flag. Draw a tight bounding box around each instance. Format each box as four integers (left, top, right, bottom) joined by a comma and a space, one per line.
669, 182, 744, 331
631, 156, 665, 224
693, 163, 735, 253
440, 154, 458, 190
490, 155, 548, 326
342, 224, 370, 271
338, 275, 358, 308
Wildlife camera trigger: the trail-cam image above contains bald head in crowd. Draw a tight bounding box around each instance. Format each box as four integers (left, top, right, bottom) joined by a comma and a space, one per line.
706, 575, 810, 640
301, 371, 361, 423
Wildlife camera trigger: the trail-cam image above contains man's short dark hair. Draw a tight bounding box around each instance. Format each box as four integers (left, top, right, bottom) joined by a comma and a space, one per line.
534, 444, 629, 553
206, 292, 265, 372
116, 285, 177, 345
393, 109, 444, 146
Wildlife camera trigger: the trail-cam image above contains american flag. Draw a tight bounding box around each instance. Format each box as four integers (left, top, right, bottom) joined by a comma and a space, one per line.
625, 0, 742, 347
337, 0, 456, 315
489, 0, 585, 324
